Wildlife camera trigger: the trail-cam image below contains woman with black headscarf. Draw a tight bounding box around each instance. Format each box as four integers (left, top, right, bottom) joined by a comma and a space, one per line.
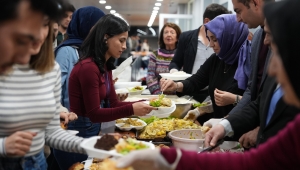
55, 6, 105, 111
161, 14, 250, 124
116, 1, 300, 169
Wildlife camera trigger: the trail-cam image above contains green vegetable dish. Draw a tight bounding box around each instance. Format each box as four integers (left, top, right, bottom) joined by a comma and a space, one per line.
140, 115, 175, 125
129, 86, 144, 92
193, 102, 208, 108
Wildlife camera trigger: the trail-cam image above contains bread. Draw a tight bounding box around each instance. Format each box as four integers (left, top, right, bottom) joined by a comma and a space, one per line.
68, 162, 84, 170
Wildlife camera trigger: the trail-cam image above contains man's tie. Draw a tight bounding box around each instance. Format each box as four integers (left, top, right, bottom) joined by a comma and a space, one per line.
266, 87, 284, 125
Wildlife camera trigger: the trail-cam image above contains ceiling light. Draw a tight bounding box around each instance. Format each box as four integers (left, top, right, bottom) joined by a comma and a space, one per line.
99, 0, 106, 4
105, 6, 111, 9
152, 10, 158, 14
153, 7, 159, 10
147, 13, 157, 27
149, 27, 156, 36
157, 0, 163, 1
110, 10, 116, 14
155, 3, 161, 6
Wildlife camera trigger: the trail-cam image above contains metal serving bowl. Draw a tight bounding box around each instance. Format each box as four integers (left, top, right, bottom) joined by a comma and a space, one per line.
169, 96, 194, 118
170, 103, 193, 118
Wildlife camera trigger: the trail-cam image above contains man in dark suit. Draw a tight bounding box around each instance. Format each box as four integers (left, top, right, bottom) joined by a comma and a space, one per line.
168, 4, 228, 103
223, 0, 273, 147
226, 76, 300, 145
204, 0, 298, 148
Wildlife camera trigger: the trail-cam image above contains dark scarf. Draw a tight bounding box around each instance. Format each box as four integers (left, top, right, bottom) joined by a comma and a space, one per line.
264, 0, 300, 99
55, 6, 105, 54
205, 14, 251, 90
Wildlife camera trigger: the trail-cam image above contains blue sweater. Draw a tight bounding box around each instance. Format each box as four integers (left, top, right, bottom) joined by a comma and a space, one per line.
55, 46, 78, 110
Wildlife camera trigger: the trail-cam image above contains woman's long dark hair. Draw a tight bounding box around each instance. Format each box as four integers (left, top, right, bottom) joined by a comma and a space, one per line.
80, 14, 130, 73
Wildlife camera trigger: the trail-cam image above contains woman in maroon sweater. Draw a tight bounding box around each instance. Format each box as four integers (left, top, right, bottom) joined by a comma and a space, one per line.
56, 14, 157, 168
68, 14, 156, 131
117, 1, 300, 169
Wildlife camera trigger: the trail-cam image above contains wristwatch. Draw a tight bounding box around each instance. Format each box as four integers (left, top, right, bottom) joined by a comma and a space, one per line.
233, 95, 240, 106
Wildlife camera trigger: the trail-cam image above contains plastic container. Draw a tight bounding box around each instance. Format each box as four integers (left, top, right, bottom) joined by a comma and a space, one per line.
168, 129, 204, 151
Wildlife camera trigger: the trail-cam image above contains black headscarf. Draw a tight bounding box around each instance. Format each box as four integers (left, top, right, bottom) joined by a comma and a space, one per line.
264, 0, 300, 99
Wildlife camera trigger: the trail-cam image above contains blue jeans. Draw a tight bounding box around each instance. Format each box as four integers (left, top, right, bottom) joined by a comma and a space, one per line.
53, 116, 100, 170
0, 150, 47, 170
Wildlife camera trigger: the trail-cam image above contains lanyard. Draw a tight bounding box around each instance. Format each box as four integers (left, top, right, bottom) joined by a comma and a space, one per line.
103, 71, 110, 108
104, 71, 110, 99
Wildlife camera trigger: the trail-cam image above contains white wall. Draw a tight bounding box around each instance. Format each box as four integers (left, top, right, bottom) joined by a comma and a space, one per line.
191, 0, 234, 29
192, 0, 203, 29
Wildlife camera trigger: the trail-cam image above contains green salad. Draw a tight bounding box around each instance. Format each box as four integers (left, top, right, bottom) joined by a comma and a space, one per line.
149, 94, 165, 107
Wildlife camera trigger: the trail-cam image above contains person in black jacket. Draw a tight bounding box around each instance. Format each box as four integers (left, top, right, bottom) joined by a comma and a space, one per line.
168, 4, 228, 103
204, 27, 300, 150
161, 14, 250, 124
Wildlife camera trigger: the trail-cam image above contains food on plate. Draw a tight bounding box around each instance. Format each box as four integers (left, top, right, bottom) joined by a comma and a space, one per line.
69, 162, 84, 170
90, 159, 134, 170
94, 134, 149, 155
60, 122, 67, 129
94, 134, 119, 150
149, 94, 172, 107
138, 118, 201, 139
171, 71, 186, 75
121, 124, 131, 127
129, 86, 143, 92
116, 118, 143, 127
115, 138, 149, 155
69, 159, 134, 170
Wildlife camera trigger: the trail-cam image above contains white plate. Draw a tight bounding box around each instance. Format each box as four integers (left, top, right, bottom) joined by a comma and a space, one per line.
80, 136, 155, 159
160, 73, 192, 81
114, 82, 141, 89
140, 101, 176, 118
115, 88, 129, 94
127, 85, 147, 95
66, 130, 79, 135
115, 118, 147, 131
